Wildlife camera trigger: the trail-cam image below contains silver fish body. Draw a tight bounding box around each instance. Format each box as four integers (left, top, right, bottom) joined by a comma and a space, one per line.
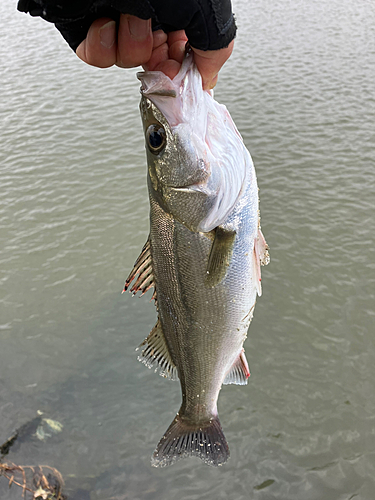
125, 52, 269, 467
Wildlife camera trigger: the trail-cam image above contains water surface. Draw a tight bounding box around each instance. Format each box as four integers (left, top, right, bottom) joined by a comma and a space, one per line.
1, 0, 374, 498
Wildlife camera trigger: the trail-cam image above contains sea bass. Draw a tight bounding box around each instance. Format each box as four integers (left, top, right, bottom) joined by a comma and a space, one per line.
124, 51, 269, 467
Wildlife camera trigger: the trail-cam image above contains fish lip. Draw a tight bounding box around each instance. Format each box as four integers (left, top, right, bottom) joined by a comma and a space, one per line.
165, 184, 203, 193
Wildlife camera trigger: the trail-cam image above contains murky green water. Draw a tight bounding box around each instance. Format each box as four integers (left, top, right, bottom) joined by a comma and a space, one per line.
1, 0, 374, 498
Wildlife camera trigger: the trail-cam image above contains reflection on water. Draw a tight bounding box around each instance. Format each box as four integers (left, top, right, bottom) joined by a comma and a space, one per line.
1, 0, 374, 498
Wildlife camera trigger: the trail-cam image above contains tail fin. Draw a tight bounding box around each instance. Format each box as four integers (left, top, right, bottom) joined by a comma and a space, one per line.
151, 413, 229, 467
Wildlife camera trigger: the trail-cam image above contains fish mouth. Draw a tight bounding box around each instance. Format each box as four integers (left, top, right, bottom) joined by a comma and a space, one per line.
166, 185, 199, 192
165, 183, 209, 195
137, 71, 178, 99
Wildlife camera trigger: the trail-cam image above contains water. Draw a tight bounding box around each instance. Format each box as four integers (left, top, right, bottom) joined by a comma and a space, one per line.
1, 0, 374, 498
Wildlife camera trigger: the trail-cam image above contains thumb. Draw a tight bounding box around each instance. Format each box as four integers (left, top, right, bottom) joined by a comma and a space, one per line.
191, 40, 234, 90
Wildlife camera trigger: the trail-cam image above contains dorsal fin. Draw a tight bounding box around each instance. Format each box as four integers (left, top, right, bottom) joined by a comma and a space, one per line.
223, 349, 250, 385
137, 320, 178, 381
123, 237, 156, 301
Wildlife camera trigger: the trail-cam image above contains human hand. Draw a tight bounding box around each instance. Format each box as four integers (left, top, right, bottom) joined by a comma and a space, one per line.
76, 14, 233, 90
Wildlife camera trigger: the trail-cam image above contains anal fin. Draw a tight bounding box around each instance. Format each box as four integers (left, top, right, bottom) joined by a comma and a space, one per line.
205, 227, 236, 288
223, 349, 250, 385
137, 320, 178, 381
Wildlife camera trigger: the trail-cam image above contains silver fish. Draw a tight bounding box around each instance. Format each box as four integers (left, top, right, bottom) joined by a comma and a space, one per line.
124, 51, 269, 467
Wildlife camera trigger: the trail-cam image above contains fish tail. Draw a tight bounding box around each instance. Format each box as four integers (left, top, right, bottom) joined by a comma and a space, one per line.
151, 412, 229, 467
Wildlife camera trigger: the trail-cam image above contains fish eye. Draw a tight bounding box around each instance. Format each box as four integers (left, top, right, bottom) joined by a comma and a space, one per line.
146, 124, 166, 154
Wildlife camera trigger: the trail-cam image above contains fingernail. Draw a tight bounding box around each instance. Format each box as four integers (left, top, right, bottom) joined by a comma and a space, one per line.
128, 17, 151, 41
99, 20, 116, 48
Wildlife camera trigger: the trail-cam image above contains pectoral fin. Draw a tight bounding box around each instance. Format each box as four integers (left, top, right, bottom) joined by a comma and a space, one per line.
137, 320, 178, 381
205, 227, 236, 288
223, 349, 250, 385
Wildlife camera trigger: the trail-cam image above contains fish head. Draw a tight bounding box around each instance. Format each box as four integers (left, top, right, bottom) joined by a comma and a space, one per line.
138, 52, 251, 233
139, 94, 209, 197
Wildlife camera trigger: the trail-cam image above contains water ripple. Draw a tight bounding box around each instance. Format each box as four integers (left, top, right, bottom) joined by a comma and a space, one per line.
1, 0, 375, 498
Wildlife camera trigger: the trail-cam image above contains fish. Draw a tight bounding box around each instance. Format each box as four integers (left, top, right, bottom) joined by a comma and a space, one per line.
124, 50, 269, 467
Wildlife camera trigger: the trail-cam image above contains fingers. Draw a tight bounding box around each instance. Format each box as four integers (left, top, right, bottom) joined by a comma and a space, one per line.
167, 30, 188, 65
117, 15, 153, 68
192, 40, 234, 90
152, 30, 168, 49
147, 31, 234, 88
76, 18, 117, 67
142, 30, 168, 72
150, 59, 182, 80
76, 17, 234, 90
145, 31, 187, 80
76, 14, 153, 68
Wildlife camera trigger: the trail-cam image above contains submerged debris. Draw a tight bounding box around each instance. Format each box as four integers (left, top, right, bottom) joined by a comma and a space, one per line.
35, 418, 64, 442
0, 463, 66, 499
0, 414, 43, 457
0, 413, 66, 499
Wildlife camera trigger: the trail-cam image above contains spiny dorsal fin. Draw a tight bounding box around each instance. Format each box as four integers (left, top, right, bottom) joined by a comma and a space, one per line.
123, 237, 156, 301
205, 227, 236, 288
223, 349, 250, 385
136, 320, 178, 381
